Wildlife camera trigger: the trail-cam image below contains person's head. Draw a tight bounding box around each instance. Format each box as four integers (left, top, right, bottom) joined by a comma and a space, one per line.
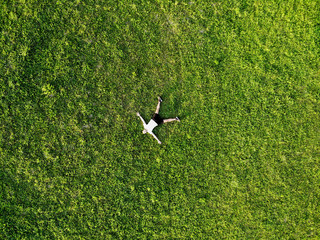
142, 129, 147, 134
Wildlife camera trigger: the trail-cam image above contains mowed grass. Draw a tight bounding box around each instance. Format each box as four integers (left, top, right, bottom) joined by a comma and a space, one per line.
1, 0, 319, 239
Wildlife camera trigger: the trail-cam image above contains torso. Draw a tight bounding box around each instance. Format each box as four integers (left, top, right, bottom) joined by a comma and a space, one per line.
145, 119, 158, 133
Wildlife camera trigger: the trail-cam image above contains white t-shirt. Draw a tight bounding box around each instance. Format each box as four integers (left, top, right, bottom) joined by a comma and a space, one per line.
145, 119, 158, 133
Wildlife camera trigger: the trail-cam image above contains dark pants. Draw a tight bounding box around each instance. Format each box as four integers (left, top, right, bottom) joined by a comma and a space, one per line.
152, 113, 163, 125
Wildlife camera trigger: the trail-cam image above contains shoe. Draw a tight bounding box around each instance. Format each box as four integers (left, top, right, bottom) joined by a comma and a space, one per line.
176, 117, 180, 122
158, 96, 163, 102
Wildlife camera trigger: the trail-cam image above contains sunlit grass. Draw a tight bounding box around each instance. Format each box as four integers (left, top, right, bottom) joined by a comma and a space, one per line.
0, 0, 319, 238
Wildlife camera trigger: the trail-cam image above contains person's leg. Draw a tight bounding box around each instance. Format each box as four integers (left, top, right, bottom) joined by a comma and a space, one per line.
155, 96, 162, 114
155, 101, 161, 114
163, 117, 180, 123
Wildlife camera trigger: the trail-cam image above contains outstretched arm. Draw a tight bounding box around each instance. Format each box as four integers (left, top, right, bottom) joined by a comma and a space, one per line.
150, 132, 162, 144
136, 112, 146, 126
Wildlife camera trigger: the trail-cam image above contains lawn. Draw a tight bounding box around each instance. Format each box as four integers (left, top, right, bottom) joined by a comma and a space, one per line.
1, 0, 319, 239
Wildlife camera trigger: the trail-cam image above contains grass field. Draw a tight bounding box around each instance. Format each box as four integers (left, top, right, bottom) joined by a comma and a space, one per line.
1, 0, 320, 239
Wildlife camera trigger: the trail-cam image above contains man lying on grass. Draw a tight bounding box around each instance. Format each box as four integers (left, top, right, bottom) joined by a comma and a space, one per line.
137, 96, 180, 144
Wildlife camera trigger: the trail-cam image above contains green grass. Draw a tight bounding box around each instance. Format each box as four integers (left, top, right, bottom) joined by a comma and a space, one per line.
1, 0, 320, 239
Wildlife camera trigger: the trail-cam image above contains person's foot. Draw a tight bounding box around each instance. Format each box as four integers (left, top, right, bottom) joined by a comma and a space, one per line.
158, 96, 163, 102
176, 117, 180, 122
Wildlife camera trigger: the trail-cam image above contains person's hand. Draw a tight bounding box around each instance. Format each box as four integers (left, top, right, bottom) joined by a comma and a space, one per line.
158, 141, 162, 144
136, 112, 140, 116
